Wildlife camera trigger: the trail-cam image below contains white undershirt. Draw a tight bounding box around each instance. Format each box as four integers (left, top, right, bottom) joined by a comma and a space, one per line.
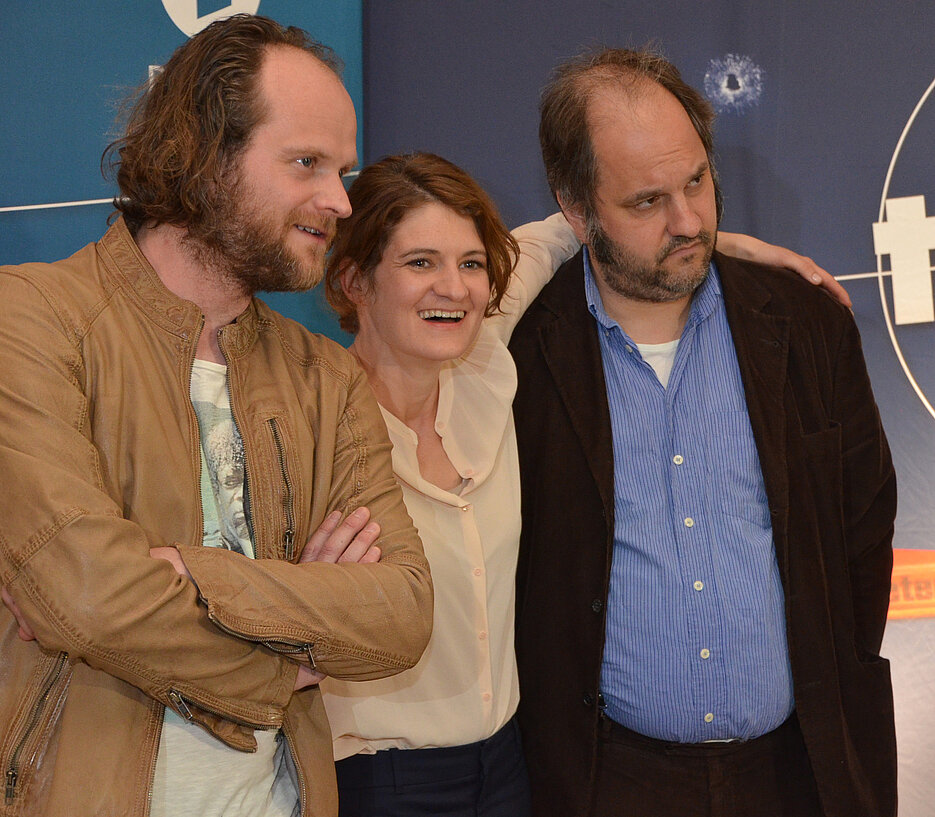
150, 359, 298, 817
635, 338, 680, 388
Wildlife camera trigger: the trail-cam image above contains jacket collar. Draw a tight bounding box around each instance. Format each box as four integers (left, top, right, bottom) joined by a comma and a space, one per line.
97, 217, 260, 351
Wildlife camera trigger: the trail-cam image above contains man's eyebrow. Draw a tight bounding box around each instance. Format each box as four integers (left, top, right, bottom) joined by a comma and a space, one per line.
624, 161, 711, 204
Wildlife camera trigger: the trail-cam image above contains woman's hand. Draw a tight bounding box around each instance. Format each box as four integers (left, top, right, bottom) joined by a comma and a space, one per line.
716, 231, 851, 308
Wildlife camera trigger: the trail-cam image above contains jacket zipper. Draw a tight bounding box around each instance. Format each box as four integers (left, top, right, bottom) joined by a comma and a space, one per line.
282, 721, 308, 817
5, 652, 67, 804
165, 687, 280, 730
268, 417, 296, 561
203, 611, 316, 669
145, 698, 164, 817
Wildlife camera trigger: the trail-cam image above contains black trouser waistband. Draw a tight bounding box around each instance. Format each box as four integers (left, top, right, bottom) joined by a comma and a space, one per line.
599, 710, 801, 757
335, 716, 523, 788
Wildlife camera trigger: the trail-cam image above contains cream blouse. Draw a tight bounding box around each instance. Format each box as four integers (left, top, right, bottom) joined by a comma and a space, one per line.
321, 214, 579, 758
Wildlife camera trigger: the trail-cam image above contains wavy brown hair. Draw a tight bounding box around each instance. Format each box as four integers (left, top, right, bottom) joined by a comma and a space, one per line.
104, 14, 341, 235
325, 153, 519, 334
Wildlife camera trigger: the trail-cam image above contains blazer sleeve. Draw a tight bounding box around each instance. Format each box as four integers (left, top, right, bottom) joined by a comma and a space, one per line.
833, 314, 896, 655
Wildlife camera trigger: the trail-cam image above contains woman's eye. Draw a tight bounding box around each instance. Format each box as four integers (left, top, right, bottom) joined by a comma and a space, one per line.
298, 157, 315, 168
462, 260, 486, 270
408, 258, 429, 268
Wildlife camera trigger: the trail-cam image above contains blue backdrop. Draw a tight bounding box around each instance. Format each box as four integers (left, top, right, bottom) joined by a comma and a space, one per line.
2, 1, 932, 811
0, 0, 361, 341
360, 2, 934, 811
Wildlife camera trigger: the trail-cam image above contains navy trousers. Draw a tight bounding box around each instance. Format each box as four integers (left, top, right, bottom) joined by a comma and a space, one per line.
334, 717, 531, 817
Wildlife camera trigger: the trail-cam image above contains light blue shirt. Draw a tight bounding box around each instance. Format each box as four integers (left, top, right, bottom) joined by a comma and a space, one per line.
586, 249, 795, 742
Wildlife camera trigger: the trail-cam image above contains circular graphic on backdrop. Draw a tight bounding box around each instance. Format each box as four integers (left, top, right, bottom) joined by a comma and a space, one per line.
161, 0, 261, 37
703, 54, 763, 113
873, 76, 935, 420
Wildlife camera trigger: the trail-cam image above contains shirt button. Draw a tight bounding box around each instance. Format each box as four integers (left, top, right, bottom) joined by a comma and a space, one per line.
591, 598, 603, 613
483, 692, 491, 702
700, 648, 711, 659
704, 713, 714, 723
461, 505, 471, 512
582, 693, 594, 707
463, 468, 474, 477
672, 454, 684, 465
684, 517, 694, 528
479, 631, 487, 640
626, 345, 634, 354
473, 568, 483, 576
693, 580, 704, 591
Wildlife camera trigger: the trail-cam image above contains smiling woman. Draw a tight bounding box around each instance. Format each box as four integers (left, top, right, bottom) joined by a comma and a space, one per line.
320, 152, 562, 817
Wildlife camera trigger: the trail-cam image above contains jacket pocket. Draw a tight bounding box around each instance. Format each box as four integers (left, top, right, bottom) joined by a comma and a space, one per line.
3, 651, 69, 805
267, 416, 298, 561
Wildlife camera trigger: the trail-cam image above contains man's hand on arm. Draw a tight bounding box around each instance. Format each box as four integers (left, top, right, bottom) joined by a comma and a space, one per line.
1, 585, 36, 641
148, 506, 382, 692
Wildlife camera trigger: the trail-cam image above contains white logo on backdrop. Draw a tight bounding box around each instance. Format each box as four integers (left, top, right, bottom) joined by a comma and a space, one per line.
871, 76, 935, 419
703, 54, 763, 113
161, 0, 261, 37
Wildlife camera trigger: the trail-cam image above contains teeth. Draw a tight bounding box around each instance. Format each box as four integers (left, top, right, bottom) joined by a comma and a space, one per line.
418, 310, 465, 320
297, 225, 322, 235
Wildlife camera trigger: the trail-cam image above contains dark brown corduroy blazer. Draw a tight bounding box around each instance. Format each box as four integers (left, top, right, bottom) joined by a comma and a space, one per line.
509, 250, 897, 817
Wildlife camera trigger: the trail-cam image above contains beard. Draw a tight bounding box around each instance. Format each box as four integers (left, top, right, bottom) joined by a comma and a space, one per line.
185, 166, 335, 297
586, 215, 714, 303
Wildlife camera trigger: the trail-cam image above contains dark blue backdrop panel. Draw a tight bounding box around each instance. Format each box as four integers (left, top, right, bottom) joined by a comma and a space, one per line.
362, 1, 935, 812
0, 0, 361, 342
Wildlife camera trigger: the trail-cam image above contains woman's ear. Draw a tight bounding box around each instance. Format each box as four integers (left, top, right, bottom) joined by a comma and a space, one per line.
339, 260, 366, 304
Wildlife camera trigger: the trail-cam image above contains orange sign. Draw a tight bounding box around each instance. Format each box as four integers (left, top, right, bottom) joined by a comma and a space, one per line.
889, 548, 935, 619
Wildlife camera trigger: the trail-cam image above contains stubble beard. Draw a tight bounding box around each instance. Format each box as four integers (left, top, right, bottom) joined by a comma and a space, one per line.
185, 167, 335, 297
586, 215, 714, 303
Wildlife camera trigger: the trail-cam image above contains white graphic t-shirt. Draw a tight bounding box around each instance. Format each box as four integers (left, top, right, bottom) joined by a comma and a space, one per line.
150, 359, 299, 817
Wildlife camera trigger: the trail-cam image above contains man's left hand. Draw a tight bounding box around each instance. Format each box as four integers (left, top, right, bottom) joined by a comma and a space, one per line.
1, 585, 37, 642
150, 546, 194, 580
300, 507, 382, 564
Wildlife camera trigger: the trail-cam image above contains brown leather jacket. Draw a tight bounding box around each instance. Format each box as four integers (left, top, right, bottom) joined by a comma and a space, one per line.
0, 219, 433, 817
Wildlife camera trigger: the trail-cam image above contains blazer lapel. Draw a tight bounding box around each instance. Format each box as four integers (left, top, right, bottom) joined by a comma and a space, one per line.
717, 252, 791, 566
536, 253, 616, 520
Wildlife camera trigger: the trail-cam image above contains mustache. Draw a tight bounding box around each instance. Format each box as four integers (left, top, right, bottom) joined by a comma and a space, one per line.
291, 212, 338, 243
658, 230, 714, 261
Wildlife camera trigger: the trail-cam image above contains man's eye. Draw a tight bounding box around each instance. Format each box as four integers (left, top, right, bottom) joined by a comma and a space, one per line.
687, 175, 703, 188
298, 157, 315, 168
634, 197, 658, 211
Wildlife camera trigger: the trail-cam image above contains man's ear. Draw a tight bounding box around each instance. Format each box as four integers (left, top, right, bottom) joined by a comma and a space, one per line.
556, 193, 588, 244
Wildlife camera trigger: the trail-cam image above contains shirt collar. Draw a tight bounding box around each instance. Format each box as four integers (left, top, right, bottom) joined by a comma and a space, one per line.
583, 245, 722, 337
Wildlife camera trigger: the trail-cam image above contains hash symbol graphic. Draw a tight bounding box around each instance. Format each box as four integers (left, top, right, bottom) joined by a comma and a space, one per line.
872, 196, 935, 325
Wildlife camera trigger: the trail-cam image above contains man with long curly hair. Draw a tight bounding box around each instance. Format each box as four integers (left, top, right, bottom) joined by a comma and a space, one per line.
0, 15, 432, 817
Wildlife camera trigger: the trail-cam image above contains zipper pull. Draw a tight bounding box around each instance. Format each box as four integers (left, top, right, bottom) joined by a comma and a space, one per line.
168, 690, 194, 722
284, 528, 295, 561
5, 768, 17, 804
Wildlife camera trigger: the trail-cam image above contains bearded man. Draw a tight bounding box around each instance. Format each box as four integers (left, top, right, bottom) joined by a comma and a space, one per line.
0, 15, 431, 817
509, 48, 896, 817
